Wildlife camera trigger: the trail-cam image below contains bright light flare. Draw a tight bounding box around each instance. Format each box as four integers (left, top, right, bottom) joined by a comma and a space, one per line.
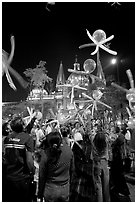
111, 58, 117, 64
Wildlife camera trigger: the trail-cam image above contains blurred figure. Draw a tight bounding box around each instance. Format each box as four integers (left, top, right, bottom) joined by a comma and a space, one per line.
70, 132, 96, 201
93, 131, 110, 202
38, 131, 74, 202
2, 121, 11, 202
110, 127, 130, 201
3, 116, 35, 202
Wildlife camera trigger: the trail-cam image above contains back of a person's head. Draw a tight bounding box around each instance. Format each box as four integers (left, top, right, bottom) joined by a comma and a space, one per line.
10, 116, 24, 133
47, 131, 62, 149
115, 126, 120, 134
2, 122, 9, 136
93, 131, 107, 153
46, 131, 62, 163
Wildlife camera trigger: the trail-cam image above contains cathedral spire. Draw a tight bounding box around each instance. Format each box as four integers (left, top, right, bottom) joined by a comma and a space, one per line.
74, 55, 80, 71
56, 61, 66, 86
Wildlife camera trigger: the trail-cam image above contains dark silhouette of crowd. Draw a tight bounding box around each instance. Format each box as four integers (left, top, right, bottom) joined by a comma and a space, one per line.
2, 114, 133, 202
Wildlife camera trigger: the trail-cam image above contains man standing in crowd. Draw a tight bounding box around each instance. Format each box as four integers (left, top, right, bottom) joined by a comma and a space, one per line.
3, 116, 35, 202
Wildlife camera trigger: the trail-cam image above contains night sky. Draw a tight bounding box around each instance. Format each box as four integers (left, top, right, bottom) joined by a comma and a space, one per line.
2, 2, 135, 102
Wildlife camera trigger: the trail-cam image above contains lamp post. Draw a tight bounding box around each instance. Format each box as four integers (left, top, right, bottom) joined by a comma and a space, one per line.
111, 58, 120, 84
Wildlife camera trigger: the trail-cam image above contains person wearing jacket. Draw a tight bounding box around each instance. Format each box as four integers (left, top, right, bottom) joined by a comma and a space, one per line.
3, 116, 35, 202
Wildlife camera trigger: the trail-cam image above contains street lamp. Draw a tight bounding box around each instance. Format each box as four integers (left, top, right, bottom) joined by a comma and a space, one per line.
111, 58, 120, 84
111, 58, 117, 65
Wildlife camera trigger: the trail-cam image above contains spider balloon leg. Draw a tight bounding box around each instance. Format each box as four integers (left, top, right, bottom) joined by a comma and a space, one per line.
86, 29, 97, 44
91, 45, 99, 55
100, 35, 114, 44
99, 44, 117, 55
126, 107, 132, 118
86, 103, 93, 110
94, 101, 97, 110
74, 102, 85, 127
49, 108, 56, 118
79, 43, 95, 49
126, 69, 134, 89
82, 92, 93, 100
91, 104, 95, 117
8, 36, 15, 64
5, 68, 17, 90
111, 82, 129, 93
8, 66, 28, 88
27, 107, 33, 116
97, 100, 112, 109
71, 87, 75, 104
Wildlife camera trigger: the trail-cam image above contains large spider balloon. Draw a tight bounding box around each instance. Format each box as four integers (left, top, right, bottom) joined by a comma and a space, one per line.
79, 29, 117, 56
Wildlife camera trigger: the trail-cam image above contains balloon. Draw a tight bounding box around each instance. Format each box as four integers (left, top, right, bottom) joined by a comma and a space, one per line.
126, 89, 135, 111
79, 29, 117, 55
71, 74, 80, 86
85, 109, 91, 115
93, 30, 106, 43
127, 117, 135, 129
93, 90, 103, 100
35, 111, 42, 120
83, 59, 96, 73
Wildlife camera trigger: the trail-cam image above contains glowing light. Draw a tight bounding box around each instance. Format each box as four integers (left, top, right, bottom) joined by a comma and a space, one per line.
111, 58, 117, 64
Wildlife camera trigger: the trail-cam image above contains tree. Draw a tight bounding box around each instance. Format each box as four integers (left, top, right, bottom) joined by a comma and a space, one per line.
24, 61, 52, 90
24, 61, 53, 122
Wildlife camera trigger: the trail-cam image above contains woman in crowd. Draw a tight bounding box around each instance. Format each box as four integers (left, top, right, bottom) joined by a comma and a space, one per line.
110, 127, 131, 201
92, 131, 110, 202
38, 131, 74, 202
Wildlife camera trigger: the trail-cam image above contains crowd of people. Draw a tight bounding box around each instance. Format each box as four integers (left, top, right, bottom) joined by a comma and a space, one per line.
2, 111, 134, 202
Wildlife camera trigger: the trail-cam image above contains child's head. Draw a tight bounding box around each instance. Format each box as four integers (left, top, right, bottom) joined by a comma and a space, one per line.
33, 150, 41, 163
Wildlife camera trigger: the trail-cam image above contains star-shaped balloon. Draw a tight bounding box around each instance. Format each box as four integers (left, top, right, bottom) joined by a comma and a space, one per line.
2, 36, 16, 90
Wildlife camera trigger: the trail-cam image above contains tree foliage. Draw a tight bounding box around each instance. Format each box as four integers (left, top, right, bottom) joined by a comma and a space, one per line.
24, 61, 53, 90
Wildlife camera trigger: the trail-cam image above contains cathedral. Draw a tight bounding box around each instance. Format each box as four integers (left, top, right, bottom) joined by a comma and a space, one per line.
26, 56, 89, 112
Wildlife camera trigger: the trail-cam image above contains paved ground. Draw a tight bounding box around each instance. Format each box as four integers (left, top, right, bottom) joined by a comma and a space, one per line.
127, 183, 135, 202
125, 171, 135, 202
